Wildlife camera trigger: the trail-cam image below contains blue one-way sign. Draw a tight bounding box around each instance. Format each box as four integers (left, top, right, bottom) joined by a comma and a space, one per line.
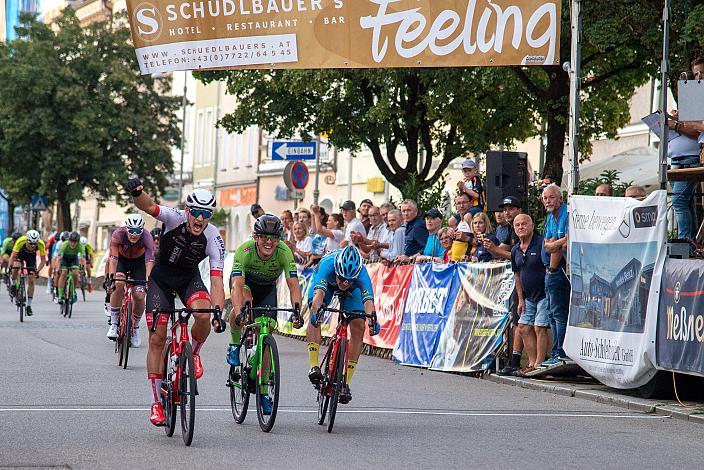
272, 141, 317, 161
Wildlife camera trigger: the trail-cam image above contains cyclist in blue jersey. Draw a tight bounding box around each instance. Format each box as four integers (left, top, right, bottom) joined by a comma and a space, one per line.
306, 245, 378, 404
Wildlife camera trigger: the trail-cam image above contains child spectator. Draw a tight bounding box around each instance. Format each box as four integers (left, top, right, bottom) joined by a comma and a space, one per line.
456, 159, 485, 216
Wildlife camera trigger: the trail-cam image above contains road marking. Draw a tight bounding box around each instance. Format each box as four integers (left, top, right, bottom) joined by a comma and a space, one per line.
0, 408, 667, 419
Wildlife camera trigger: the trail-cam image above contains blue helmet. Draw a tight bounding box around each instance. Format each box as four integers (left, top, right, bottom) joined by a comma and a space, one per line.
334, 246, 363, 280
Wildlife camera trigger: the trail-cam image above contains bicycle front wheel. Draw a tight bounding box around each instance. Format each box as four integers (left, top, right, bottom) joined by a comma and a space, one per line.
179, 341, 197, 446
317, 346, 333, 425
327, 339, 346, 433
18, 278, 24, 323
162, 340, 177, 437
121, 304, 132, 369
229, 340, 250, 424
256, 335, 280, 433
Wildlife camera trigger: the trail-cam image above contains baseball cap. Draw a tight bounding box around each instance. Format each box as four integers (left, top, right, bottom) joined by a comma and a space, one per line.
359, 198, 373, 212
461, 159, 477, 170
425, 208, 443, 219
250, 203, 263, 216
340, 200, 356, 211
499, 196, 521, 208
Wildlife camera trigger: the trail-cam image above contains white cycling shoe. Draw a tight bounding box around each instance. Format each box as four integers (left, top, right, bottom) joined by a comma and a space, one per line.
130, 329, 141, 348
106, 323, 118, 340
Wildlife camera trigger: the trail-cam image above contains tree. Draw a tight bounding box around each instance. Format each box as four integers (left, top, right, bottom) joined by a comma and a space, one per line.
0, 11, 181, 230
196, 67, 537, 199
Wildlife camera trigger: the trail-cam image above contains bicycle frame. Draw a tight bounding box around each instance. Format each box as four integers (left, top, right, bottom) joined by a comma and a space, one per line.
240, 307, 294, 387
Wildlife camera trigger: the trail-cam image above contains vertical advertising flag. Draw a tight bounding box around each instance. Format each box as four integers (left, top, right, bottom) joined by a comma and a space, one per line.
429, 262, 513, 372
565, 190, 667, 389
392, 263, 458, 367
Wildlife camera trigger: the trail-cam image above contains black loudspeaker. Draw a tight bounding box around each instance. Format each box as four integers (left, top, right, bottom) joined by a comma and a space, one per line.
485, 151, 529, 213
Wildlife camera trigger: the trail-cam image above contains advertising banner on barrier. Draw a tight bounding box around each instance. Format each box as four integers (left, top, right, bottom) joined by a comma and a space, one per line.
565, 190, 667, 389
392, 263, 458, 367
364, 263, 413, 349
276, 267, 314, 336
657, 259, 704, 376
125, 0, 561, 74
429, 262, 513, 372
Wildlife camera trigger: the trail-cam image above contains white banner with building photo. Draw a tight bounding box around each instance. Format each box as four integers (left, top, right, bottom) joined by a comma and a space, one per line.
565, 191, 667, 389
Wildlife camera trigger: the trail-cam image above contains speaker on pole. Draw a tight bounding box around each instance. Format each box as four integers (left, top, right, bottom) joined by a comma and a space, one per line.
485, 151, 529, 212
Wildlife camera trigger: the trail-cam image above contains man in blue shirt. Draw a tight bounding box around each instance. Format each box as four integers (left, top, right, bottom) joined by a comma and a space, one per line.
396, 199, 428, 261
306, 246, 377, 404
541, 184, 570, 366
511, 214, 548, 375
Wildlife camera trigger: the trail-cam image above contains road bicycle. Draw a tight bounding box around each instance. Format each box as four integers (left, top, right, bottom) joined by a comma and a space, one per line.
60, 268, 78, 318
150, 306, 225, 446
79, 265, 88, 302
314, 303, 377, 433
227, 302, 301, 433
110, 278, 147, 369
11, 264, 29, 322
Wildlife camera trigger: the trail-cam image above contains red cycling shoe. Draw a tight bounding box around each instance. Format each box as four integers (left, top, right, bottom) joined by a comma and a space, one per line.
150, 402, 166, 427
193, 354, 203, 379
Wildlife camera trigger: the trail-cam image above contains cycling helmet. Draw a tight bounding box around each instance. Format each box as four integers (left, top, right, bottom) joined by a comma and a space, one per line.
253, 214, 282, 237
185, 188, 216, 210
334, 246, 363, 280
150, 227, 162, 238
124, 214, 145, 230
80, 236, 87, 245
60, 231, 70, 241
11, 231, 21, 239
69, 232, 80, 242
26, 230, 40, 243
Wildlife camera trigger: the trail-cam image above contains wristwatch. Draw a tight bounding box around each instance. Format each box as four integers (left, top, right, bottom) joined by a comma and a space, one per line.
546, 267, 558, 273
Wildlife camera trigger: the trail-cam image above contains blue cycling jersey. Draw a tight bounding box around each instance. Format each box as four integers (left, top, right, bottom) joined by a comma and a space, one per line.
309, 250, 374, 305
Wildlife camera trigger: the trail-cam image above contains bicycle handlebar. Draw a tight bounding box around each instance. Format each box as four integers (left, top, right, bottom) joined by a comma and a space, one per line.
148, 306, 226, 334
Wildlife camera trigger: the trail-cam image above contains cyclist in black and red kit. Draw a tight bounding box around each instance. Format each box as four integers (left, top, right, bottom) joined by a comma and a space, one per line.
126, 177, 226, 427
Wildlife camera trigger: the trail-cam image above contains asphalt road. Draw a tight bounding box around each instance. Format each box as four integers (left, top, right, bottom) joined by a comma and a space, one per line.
1, 287, 702, 469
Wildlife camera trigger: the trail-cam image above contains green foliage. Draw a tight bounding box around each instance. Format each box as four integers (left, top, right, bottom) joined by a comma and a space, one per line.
0, 11, 180, 229
577, 170, 633, 197
195, 67, 536, 196
389, 172, 447, 217
209, 208, 230, 228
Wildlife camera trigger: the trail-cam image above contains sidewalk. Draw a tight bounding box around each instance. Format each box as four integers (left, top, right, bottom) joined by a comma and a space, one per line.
485, 373, 704, 423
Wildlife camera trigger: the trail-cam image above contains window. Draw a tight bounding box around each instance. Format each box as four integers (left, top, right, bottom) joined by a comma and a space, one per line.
205, 109, 213, 164
195, 111, 204, 166
221, 131, 229, 169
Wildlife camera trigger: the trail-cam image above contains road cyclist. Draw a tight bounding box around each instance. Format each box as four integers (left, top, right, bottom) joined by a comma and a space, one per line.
1, 231, 21, 289
8, 230, 46, 316
57, 232, 86, 307
125, 177, 226, 427
227, 214, 303, 416
307, 245, 378, 405
50, 231, 70, 301
105, 214, 155, 347
80, 236, 95, 293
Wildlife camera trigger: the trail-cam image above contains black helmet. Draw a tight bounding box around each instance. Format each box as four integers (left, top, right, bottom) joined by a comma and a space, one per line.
253, 214, 282, 238
150, 227, 162, 238
60, 231, 70, 241
69, 231, 80, 242
11, 231, 20, 239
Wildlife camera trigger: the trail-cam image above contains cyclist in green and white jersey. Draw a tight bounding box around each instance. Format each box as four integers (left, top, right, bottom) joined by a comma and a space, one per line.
57, 232, 86, 303
1, 232, 21, 275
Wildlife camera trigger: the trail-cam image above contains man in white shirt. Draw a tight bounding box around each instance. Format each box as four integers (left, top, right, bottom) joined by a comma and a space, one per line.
352, 206, 388, 262
381, 209, 405, 262
339, 200, 367, 248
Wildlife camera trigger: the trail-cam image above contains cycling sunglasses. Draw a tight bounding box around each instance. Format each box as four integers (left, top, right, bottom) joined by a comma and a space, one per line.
190, 208, 213, 219
128, 228, 143, 235
336, 275, 355, 285
257, 234, 279, 242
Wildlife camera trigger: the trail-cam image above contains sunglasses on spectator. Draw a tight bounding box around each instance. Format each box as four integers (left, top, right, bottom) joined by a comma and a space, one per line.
190, 208, 213, 219
128, 228, 143, 235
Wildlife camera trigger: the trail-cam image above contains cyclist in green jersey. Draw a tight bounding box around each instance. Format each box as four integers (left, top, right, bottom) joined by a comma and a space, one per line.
227, 215, 303, 410
57, 232, 86, 303
1, 232, 21, 275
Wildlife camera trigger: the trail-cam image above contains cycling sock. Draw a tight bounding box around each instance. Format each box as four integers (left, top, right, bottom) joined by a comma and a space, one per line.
510, 352, 522, 368
230, 328, 241, 345
148, 373, 162, 402
346, 360, 358, 385
308, 342, 320, 369
27, 297, 32, 306
110, 307, 120, 325
58, 287, 63, 297
191, 339, 203, 355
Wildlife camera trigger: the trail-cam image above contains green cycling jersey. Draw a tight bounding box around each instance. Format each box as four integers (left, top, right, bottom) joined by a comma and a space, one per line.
59, 240, 86, 258
2, 237, 14, 254
231, 239, 297, 285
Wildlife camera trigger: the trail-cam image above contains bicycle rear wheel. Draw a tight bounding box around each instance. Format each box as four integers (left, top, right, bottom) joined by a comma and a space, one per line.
327, 339, 346, 433
121, 304, 132, 369
161, 341, 177, 437
256, 335, 280, 433
229, 339, 250, 424
317, 346, 333, 425
179, 341, 197, 446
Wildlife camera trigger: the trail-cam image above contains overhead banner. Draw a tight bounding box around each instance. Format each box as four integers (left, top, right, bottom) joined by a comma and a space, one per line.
657, 259, 704, 376
364, 263, 413, 349
392, 262, 459, 367
429, 262, 513, 372
565, 191, 667, 389
125, 0, 561, 74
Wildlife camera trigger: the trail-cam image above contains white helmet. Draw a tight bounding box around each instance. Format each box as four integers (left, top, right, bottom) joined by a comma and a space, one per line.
185, 188, 216, 210
26, 230, 40, 243
80, 236, 87, 245
124, 214, 145, 229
